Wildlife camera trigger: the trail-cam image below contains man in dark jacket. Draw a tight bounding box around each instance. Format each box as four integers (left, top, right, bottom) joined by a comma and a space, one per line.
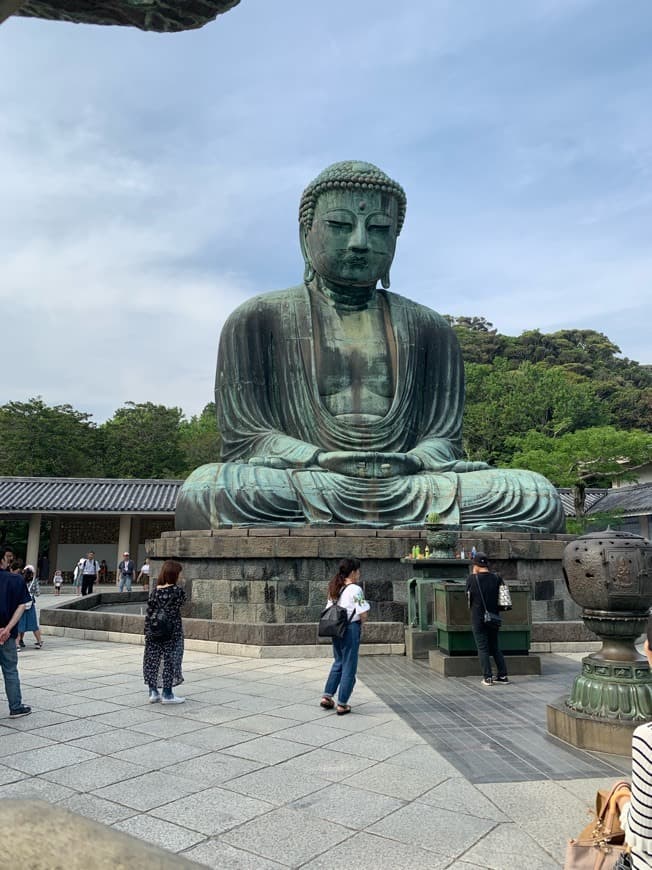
466, 551, 509, 686
0, 544, 32, 717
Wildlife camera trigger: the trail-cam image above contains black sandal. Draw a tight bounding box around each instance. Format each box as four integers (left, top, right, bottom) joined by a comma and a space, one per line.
320, 697, 335, 709
336, 704, 351, 715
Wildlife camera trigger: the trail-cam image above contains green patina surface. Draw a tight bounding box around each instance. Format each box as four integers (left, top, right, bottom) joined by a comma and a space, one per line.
567, 658, 652, 721
176, 161, 566, 531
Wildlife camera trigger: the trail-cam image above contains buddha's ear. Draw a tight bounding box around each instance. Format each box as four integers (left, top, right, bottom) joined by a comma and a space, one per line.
300, 227, 315, 284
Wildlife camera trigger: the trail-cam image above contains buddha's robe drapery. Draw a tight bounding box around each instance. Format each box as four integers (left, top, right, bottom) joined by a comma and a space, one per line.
175, 285, 565, 531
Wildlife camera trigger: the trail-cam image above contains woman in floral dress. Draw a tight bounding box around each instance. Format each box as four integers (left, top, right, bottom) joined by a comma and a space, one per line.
143, 560, 186, 705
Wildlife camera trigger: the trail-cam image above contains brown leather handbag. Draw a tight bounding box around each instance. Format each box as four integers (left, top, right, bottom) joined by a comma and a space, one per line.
564, 780, 631, 869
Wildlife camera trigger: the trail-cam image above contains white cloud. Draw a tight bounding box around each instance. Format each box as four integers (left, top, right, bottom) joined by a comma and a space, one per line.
0, 0, 650, 427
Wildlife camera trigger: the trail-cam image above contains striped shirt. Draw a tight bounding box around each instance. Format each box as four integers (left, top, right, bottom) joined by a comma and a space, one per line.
622, 722, 652, 868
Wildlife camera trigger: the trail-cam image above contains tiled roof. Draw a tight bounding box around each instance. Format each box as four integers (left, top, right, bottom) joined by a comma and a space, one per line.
585, 482, 652, 516
0, 477, 648, 518
557, 487, 608, 517
0, 477, 182, 514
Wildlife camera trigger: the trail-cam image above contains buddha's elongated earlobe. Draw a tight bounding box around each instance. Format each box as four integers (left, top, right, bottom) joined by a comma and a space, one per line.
381, 271, 391, 290
300, 230, 315, 285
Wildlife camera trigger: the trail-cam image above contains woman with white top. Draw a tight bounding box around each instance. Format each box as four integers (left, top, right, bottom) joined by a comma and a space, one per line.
320, 558, 370, 715
137, 558, 151, 591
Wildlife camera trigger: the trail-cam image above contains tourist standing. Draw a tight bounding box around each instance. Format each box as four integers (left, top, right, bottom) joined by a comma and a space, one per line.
117, 552, 135, 592
80, 551, 100, 596
0, 544, 32, 718
143, 560, 186, 705
53, 570, 63, 596
320, 558, 370, 715
98, 559, 108, 584
466, 552, 509, 686
137, 558, 151, 591
16, 567, 43, 650
73, 557, 84, 593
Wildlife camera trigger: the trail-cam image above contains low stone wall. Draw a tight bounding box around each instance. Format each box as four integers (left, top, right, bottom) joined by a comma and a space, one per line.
39, 591, 405, 655
148, 527, 580, 627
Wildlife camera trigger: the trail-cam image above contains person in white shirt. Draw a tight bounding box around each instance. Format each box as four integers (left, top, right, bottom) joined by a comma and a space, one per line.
80, 551, 100, 596
320, 557, 370, 715
137, 558, 151, 591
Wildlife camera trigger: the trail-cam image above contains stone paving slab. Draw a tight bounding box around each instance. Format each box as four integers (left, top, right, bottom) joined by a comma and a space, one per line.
182, 839, 287, 869
220, 806, 353, 866
150, 786, 274, 836
113, 814, 207, 853
289, 781, 405, 828
222, 765, 330, 804
301, 831, 451, 870
0, 635, 637, 868
460, 822, 561, 870
41, 755, 149, 791
366, 802, 496, 860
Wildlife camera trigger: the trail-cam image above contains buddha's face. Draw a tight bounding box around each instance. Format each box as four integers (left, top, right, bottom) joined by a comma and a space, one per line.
304, 187, 399, 288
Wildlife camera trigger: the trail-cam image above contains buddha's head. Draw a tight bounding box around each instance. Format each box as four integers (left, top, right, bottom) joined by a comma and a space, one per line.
299, 161, 407, 290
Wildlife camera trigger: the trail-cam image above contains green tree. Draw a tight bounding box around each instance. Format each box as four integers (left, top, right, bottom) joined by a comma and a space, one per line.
508, 426, 652, 517
0, 397, 100, 476
444, 315, 507, 364
101, 402, 186, 478
463, 361, 606, 464
179, 402, 221, 476
505, 328, 622, 373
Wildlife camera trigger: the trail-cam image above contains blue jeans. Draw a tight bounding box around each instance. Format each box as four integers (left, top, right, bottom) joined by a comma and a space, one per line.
472, 623, 507, 680
324, 621, 361, 706
0, 637, 23, 712
119, 574, 133, 592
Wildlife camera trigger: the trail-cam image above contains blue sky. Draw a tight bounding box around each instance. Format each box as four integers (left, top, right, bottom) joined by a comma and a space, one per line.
1, 0, 650, 422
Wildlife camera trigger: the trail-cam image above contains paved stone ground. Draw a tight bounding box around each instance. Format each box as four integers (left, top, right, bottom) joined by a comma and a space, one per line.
0, 596, 632, 869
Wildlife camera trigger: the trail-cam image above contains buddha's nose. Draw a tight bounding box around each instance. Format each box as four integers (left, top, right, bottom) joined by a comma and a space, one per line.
348, 223, 369, 251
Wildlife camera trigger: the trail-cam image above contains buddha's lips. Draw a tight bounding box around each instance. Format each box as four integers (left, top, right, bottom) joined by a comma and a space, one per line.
343, 255, 368, 267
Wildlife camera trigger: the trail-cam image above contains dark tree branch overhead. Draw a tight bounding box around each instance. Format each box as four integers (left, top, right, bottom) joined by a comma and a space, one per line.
8, 0, 240, 31
0, 0, 24, 25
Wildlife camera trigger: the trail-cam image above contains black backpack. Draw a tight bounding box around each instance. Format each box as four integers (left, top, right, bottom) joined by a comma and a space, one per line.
147, 606, 174, 643
318, 590, 355, 640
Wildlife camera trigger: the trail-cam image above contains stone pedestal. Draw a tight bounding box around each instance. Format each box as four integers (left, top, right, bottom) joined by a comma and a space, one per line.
147, 527, 576, 648
429, 650, 541, 677
546, 530, 652, 755
547, 699, 639, 756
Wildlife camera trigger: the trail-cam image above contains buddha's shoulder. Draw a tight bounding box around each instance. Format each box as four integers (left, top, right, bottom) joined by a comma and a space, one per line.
384, 291, 452, 330
225, 286, 306, 322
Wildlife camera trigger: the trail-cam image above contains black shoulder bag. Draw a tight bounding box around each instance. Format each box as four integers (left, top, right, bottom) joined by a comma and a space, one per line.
318, 590, 355, 639
476, 576, 502, 627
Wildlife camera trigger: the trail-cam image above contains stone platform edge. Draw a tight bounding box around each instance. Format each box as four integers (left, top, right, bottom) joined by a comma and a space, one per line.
151, 527, 575, 561
161, 527, 576, 540
40, 625, 404, 658
39, 595, 405, 657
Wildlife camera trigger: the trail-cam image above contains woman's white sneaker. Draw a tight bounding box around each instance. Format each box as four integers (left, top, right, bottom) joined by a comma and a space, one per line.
161, 695, 185, 705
